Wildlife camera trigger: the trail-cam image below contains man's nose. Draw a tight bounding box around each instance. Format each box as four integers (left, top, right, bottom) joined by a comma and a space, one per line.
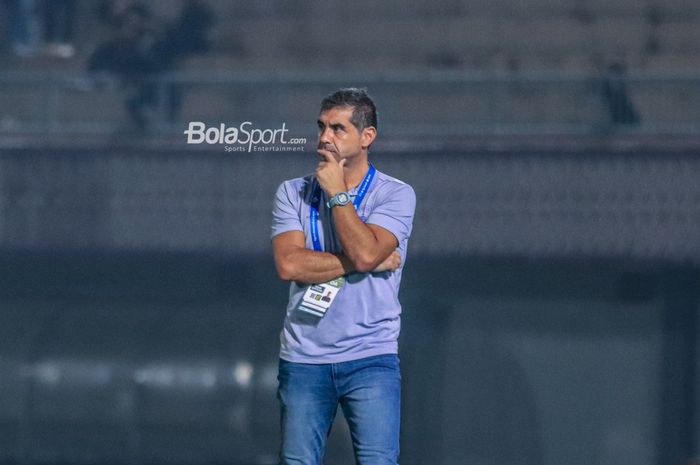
319, 126, 332, 142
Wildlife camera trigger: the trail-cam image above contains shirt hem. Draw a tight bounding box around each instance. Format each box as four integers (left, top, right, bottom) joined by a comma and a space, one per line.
279, 346, 398, 364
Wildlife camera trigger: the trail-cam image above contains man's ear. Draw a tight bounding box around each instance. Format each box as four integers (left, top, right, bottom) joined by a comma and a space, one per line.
361, 126, 377, 149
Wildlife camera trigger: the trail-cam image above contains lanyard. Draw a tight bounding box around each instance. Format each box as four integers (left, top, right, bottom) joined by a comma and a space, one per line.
310, 163, 376, 252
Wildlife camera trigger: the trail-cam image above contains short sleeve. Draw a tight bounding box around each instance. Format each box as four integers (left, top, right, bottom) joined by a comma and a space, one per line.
271, 181, 303, 239
365, 182, 416, 244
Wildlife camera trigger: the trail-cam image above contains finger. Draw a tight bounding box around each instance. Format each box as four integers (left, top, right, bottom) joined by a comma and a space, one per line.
316, 149, 337, 163
339, 158, 347, 169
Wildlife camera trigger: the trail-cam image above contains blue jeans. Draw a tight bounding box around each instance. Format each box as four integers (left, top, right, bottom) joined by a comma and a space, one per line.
277, 354, 401, 465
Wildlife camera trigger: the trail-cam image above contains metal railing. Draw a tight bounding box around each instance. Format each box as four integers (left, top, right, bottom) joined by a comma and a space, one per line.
0, 70, 699, 136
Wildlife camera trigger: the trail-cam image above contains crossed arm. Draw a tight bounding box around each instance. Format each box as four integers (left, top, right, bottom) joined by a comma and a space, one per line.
272, 220, 400, 285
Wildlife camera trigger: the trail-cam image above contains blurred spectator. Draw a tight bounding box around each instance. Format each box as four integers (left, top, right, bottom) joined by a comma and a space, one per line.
151, 0, 216, 121
601, 62, 640, 127
644, 5, 663, 56
88, 1, 155, 75
88, 2, 158, 129
2, 0, 40, 56
88, 0, 215, 130
96, 0, 142, 29
159, 0, 215, 58
41, 0, 76, 58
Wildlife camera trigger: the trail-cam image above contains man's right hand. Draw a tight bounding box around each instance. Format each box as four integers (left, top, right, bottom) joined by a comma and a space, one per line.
372, 250, 401, 273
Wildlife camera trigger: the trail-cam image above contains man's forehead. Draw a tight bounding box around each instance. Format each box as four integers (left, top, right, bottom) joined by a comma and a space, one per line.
318, 106, 354, 123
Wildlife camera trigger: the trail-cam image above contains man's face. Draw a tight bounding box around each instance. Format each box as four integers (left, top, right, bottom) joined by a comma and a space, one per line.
317, 106, 364, 163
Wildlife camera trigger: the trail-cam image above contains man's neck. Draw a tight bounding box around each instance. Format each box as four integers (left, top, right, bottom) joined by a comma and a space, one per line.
343, 155, 370, 190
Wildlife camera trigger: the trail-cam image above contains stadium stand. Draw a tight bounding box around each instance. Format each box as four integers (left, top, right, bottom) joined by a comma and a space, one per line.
2, 0, 699, 73
0, 0, 699, 136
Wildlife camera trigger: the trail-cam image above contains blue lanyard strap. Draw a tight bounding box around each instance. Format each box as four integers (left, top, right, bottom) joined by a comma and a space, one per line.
310, 164, 376, 252
352, 163, 376, 209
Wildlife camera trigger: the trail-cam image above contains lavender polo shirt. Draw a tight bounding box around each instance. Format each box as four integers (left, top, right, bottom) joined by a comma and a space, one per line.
271, 166, 416, 363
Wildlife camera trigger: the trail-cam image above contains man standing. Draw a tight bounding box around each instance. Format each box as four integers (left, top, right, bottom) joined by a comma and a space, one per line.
271, 88, 416, 465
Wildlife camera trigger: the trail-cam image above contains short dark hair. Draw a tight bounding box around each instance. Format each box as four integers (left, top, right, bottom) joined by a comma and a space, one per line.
320, 88, 377, 131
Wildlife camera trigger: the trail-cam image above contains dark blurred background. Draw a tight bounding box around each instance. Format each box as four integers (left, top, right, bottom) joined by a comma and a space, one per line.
1, 1, 700, 464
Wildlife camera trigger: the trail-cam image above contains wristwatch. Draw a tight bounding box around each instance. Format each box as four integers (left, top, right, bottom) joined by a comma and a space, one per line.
327, 191, 351, 208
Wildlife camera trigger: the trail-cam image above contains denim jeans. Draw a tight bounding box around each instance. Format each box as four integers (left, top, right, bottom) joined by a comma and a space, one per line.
277, 354, 401, 465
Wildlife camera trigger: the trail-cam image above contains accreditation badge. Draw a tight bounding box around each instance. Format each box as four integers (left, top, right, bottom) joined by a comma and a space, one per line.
296, 276, 345, 318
